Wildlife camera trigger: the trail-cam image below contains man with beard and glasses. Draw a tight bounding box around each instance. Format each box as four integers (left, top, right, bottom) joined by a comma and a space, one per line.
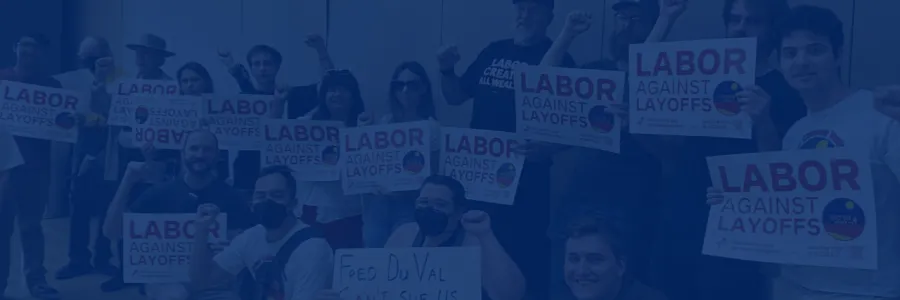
190, 165, 333, 300
0, 33, 63, 300
637, 1, 807, 299
437, 1, 573, 298
102, 130, 253, 300
539, 0, 662, 286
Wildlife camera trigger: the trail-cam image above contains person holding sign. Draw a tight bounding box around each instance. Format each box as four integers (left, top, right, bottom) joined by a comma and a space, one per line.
874, 85, 900, 123
102, 130, 254, 298
358, 61, 440, 248
708, 6, 900, 300
290, 70, 367, 250
174, 62, 230, 179
0, 33, 63, 300
190, 165, 333, 300
0, 128, 22, 208
559, 215, 667, 300
437, 1, 574, 297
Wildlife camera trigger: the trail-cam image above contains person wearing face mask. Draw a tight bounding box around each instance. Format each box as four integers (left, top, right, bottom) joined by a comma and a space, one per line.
356, 61, 441, 248
190, 165, 333, 300
559, 215, 666, 300
101, 130, 254, 300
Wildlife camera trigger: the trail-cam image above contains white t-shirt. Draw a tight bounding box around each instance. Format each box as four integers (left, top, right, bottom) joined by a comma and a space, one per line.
213, 223, 333, 300
0, 128, 23, 172
780, 90, 900, 297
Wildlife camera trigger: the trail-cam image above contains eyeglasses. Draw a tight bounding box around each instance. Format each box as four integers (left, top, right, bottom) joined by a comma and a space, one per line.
391, 80, 423, 91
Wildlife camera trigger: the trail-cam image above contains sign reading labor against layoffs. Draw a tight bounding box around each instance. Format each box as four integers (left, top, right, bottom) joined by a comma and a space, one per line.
333, 247, 481, 300
514, 65, 625, 153
440, 127, 525, 205
704, 148, 876, 269
629, 38, 756, 139
205, 94, 272, 150
341, 120, 431, 195
131, 95, 204, 150
109, 79, 179, 126
262, 119, 343, 181
0, 80, 86, 143
123, 213, 227, 283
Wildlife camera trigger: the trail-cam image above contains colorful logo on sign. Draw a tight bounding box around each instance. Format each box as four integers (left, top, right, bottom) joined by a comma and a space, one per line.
135, 106, 149, 125
402, 150, 426, 174
588, 105, 615, 133
822, 198, 866, 241
321, 145, 339, 165
799, 129, 845, 149
712, 81, 742, 116
496, 163, 517, 188
54, 112, 76, 129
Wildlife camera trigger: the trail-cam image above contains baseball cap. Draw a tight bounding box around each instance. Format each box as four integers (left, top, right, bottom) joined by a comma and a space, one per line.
513, 0, 554, 10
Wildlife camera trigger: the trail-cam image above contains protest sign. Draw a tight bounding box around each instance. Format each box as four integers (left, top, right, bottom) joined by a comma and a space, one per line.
629, 38, 756, 139
262, 119, 343, 181
704, 148, 876, 269
333, 247, 481, 300
205, 94, 272, 150
0, 80, 86, 143
109, 79, 179, 126
440, 127, 525, 204
123, 213, 227, 283
341, 120, 431, 195
131, 95, 204, 149
514, 65, 625, 153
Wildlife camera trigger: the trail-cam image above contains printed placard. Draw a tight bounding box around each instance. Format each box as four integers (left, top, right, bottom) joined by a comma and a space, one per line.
262, 119, 343, 181
514, 65, 624, 153
341, 121, 431, 195
440, 127, 525, 205
0, 80, 86, 143
629, 38, 756, 139
109, 79, 179, 126
333, 247, 481, 300
704, 148, 877, 269
205, 94, 273, 150
123, 213, 227, 283
131, 95, 204, 150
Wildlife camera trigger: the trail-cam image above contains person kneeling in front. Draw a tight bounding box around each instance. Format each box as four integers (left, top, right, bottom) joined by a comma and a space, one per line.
190, 165, 333, 300
315, 175, 526, 300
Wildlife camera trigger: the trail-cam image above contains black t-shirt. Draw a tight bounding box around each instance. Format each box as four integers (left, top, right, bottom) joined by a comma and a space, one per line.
129, 178, 254, 230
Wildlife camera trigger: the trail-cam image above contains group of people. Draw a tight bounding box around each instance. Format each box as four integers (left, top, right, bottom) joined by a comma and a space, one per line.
2, 0, 900, 299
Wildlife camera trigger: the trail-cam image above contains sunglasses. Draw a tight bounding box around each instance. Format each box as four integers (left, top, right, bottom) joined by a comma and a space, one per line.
391, 80, 423, 91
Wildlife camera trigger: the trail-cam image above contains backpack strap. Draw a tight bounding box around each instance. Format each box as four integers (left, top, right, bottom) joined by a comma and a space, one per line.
273, 225, 325, 275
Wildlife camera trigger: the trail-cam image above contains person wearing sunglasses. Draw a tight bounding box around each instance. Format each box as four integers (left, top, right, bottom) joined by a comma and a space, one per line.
356, 61, 441, 248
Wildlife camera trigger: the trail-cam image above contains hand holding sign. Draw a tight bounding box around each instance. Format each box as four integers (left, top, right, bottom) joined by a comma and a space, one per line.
196, 203, 221, 231
563, 11, 592, 36
94, 57, 114, 81
357, 111, 374, 126
706, 187, 724, 205
737, 85, 771, 121
313, 289, 342, 300
436, 45, 461, 71
217, 49, 236, 70
512, 141, 557, 162
874, 85, 900, 122
461, 210, 492, 237
608, 103, 629, 130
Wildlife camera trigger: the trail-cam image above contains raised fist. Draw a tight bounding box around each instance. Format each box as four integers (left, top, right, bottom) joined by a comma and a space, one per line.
196, 203, 220, 230
461, 210, 492, 237
94, 57, 114, 80
305, 34, 327, 52
436, 45, 461, 71
660, 0, 688, 19
217, 48, 236, 69
564, 11, 592, 36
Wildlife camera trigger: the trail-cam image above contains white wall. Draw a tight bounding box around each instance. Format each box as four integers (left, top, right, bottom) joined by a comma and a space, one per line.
74, 0, 899, 113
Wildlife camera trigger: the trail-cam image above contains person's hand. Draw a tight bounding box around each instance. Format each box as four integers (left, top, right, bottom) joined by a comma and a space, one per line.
93, 57, 114, 81
737, 85, 771, 121
512, 141, 557, 162
563, 11, 592, 36
208, 240, 229, 255
269, 84, 291, 118
305, 34, 327, 52
123, 161, 147, 184
357, 111, 374, 126
461, 210, 492, 237
76, 156, 96, 177
196, 203, 221, 231
217, 49, 236, 69
874, 85, 900, 122
141, 142, 157, 161
436, 45, 461, 71
706, 187, 724, 205
659, 0, 688, 20
607, 103, 629, 130
314, 289, 343, 300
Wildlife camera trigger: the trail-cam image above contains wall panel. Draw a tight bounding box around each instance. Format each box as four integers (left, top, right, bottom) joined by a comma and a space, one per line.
850, 0, 899, 88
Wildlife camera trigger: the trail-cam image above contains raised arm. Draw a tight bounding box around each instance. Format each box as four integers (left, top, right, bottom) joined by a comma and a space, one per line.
462, 211, 526, 300
644, 0, 687, 44
305, 34, 336, 77
542, 11, 592, 67
102, 162, 146, 240
190, 203, 239, 290
218, 50, 258, 93
437, 45, 472, 106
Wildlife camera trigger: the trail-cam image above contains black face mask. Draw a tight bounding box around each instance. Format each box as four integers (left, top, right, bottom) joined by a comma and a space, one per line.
415, 207, 450, 236
252, 200, 289, 229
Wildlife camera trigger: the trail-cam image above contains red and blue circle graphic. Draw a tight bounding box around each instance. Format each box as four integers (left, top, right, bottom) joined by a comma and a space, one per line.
55, 112, 76, 129
495, 163, 517, 188
134, 106, 149, 125
713, 81, 743, 116
822, 198, 866, 241
799, 129, 845, 149
588, 105, 615, 133
321, 146, 339, 165
402, 150, 426, 174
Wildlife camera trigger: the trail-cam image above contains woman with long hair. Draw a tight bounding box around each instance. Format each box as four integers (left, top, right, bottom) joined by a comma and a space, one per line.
358, 61, 441, 247
177, 61, 214, 95
295, 69, 367, 249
